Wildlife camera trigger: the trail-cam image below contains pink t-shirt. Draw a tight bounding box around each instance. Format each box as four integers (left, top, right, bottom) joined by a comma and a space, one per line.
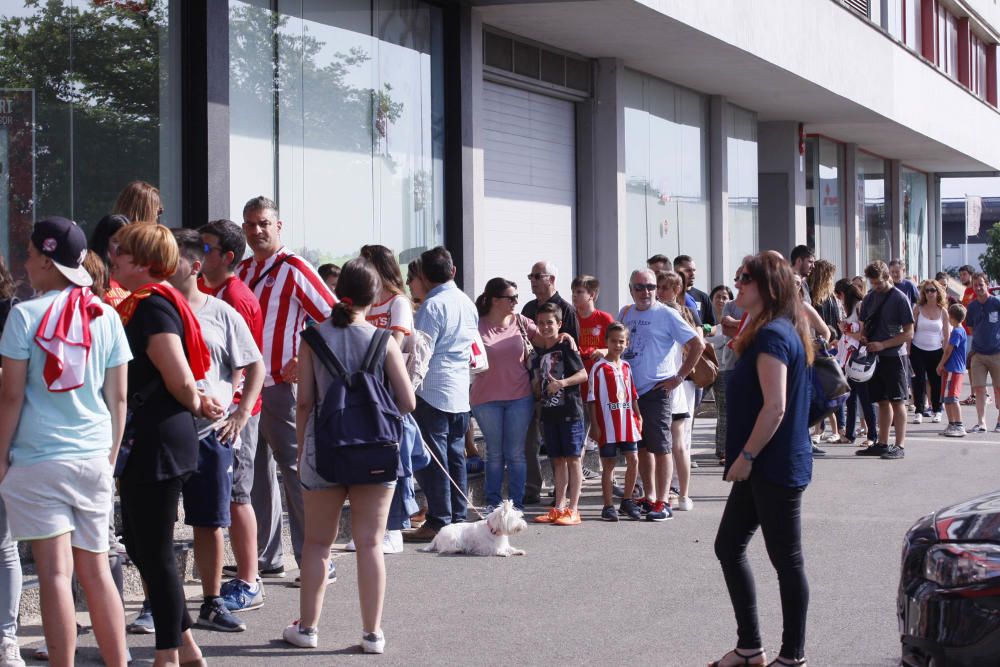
470, 314, 538, 406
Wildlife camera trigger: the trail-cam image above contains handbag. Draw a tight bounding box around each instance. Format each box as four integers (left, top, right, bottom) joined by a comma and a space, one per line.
469, 329, 490, 375
808, 343, 851, 427
515, 315, 538, 371
689, 341, 719, 389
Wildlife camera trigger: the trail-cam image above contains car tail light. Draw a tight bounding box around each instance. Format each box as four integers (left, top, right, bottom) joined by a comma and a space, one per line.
924, 543, 1000, 588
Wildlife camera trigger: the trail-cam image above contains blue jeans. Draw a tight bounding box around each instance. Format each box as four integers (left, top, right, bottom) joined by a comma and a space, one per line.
472, 395, 534, 510
413, 398, 471, 530
0, 497, 19, 641
845, 378, 878, 441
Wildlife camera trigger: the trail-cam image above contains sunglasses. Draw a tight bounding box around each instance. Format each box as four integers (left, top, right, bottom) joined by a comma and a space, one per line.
735, 272, 753, 285
497, 294, 519, 303
203, 243, 223, 255
527, 273, 552, 281
925, 287, 938, 293
631, 283, 657, 292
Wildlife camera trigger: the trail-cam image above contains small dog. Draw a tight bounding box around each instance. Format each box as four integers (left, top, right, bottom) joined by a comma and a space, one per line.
419, 500, 527, 557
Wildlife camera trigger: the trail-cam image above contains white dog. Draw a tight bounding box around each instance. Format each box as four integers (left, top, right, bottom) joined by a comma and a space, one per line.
419, 500, 527, 557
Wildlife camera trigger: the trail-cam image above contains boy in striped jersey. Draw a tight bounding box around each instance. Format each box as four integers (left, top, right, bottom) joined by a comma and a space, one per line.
588, 322, 643, 521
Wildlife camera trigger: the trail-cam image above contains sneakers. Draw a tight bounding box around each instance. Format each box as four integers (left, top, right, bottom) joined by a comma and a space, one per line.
126, 600, 155, 634
223, 564, 285, 578
612, 483, 625, 498
581, 467, 600, 481
967, 424, 988, 434
942, 424, 966, 437
811, 445, 826, 457
931, 412, 943, 423
554, 509, 582, 526
293, 560, 337, 588
636, 497, 654, 515
0, 637, 24, 667
282, 620, 318, 648
361, 629, 386, 654
601, 505, 619, 522
855, 442, 889, 457
912, 413, 922, 424
197, 597, 246, 632
676, 496, 694, 511
619, 499, 642, 520
220, 578, 264, 612
880, 444, 905, 460
383, 530, 404, 553
534, 507, 563, 523
646, 501, 673, 522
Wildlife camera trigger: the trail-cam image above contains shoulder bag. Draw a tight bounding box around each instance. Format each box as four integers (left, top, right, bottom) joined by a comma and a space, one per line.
515, 314, 538, 371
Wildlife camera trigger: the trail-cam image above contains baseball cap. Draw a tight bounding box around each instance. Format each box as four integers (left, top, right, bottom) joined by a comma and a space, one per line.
31, 216, 93, 287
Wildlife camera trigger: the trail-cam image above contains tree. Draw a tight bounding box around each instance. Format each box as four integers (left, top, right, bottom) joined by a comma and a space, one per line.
979, 222, 1000, 284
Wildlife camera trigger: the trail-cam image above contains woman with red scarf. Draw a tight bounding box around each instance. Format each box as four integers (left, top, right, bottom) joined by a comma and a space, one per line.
111, 223, 222, 667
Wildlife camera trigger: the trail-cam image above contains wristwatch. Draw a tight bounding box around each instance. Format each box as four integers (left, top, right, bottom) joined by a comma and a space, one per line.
741, 449, 755, 462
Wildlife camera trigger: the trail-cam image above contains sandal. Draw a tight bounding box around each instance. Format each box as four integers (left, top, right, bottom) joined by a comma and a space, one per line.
708, 648, 766, 667
767, 658, 806, 666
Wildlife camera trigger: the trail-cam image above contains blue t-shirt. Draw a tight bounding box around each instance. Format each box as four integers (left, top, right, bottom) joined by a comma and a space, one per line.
0, 291, 133, 466
618, 302, 697, 396
725, 318, 812, 488
966, 296, 1000, 355
945, 327, 968, 373
896, 279, 920, 307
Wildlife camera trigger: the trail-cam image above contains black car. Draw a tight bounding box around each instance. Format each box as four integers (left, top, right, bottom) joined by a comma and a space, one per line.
898, 489, 1000, 666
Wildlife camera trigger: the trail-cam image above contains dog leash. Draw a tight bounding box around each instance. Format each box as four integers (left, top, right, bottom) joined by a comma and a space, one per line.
421, 438, 487, 520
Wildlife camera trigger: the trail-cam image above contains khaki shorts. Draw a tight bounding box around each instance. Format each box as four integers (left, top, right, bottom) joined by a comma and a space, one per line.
0, 457, 113, 553
970, 351, 1000, 388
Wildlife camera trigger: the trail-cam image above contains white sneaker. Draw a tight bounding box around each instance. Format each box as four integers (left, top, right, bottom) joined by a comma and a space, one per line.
383, 530, 404, 554
283, 621, 318, 648
361, 629, 385, 654
0, 637, 25, 667
912, 413, 922, 424
676, 496, 694, 511
931, 412, 942, 423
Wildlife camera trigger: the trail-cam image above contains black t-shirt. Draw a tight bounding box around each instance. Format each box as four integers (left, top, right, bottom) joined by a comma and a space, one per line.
123, 294, 199, 481
522, 292, 579, 343
533, 340, 585, 423
688, 287, 715, 326
859, 287, 915, 357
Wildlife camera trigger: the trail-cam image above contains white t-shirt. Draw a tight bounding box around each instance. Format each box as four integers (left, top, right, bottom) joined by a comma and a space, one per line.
618, 302, 697, 396
366, 294, 414, 351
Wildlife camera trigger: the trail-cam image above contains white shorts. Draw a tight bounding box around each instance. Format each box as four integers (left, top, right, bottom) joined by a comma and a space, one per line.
0, 457, 113, 553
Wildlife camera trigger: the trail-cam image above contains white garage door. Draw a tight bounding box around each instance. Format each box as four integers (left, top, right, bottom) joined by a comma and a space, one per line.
481, 81, 576, 294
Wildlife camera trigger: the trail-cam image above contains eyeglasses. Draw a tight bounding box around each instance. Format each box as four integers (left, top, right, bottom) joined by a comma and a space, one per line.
527, 273, 552, 281
497, 294, 519, 303
631, 283, 657, 292
203, 244, 223, 255
735, 272, 753, 285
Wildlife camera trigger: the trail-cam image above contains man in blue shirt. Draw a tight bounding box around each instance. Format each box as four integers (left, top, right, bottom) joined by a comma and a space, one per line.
964, 272, 1000, 433
889, 258, 920, 307
403, 247, 479, 542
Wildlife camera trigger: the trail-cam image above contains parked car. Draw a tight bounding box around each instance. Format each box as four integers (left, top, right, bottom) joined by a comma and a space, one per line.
898, 489, 1000, 666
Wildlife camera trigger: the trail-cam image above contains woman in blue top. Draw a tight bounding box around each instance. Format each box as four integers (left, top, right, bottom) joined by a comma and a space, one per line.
708, 251, 814, 667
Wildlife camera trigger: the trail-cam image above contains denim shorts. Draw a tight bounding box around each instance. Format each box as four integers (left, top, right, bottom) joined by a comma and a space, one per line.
182, 431, 233, 528
541, 419, 585, 458
599, 441, 638, 458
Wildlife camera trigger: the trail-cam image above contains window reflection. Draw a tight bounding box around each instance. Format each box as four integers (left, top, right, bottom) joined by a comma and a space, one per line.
727, 105, 758, 281
858, 152, 890, 269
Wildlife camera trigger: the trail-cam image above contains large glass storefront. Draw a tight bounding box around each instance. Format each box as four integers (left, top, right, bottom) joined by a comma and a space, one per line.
726, 104, 758, 281
229, 0, 444, 268
624, 69, 710, 287
857, 151, 890, 269
0, 0, 181, 275
805, 137, 845, 271
902, 167, 928, 279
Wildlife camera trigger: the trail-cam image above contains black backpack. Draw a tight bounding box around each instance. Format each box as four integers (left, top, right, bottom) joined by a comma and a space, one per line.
300, 326, 402, 485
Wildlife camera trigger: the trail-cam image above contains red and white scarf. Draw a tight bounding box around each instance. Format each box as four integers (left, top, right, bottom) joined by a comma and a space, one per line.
34, 287, 105, 392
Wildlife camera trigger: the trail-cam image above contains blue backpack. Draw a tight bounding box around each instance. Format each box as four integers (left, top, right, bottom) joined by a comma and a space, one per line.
300, 326, 402, 485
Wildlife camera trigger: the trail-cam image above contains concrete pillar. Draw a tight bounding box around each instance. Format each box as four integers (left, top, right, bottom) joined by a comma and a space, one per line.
454, 7, 485, 293
930, 174, 942, 275
889, 159, 904, 262
844, 143, 860, 277
578, 58, 629, 311
757, 121, 807, 257
709, 95, 730, 288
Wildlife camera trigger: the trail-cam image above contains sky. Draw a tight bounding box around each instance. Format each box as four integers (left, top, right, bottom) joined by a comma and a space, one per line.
941, 176, 1000, 201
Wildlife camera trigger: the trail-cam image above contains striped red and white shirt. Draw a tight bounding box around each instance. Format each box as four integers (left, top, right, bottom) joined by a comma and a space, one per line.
236, 247, 335, 385
586, 357, 641, 445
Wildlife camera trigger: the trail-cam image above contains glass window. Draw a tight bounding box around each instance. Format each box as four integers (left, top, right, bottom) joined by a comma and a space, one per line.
726, 105, 757, 282
229, 0, 444, 268
887, 0, 903, 40
857, 151, 890, 269
904, 0, 922, 52
902, 167, 928, 279
806, 137, 845, 272
0, 0, 180, 276
624, 69, 710, 289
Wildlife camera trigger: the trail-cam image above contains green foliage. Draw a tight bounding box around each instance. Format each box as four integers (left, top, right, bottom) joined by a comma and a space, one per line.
978, 222, 1000, 284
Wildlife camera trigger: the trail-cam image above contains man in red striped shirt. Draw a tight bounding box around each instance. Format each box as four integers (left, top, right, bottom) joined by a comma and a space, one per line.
237, 197, 335, 581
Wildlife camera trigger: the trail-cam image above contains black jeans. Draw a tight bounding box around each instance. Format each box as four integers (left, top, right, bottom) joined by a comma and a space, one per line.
845, 378, 877, 441
714, 474, 809, 660
120, 474, 193, 650
910, 346, 944, 414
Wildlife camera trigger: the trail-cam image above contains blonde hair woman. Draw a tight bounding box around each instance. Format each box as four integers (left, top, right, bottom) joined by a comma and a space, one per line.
910, 279, 951, 424
112, 180, 162, 225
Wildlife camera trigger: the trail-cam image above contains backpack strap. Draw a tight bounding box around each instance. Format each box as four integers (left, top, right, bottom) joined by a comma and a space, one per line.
361, 328, 392, 374
301, 326, 349, 381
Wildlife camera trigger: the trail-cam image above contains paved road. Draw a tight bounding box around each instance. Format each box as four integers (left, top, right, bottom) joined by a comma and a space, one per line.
22, 406, 1000, 666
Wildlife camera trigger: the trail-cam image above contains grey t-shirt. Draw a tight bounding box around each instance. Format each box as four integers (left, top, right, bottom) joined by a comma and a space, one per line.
193, 296, 262, 439
859, 286, 915, 357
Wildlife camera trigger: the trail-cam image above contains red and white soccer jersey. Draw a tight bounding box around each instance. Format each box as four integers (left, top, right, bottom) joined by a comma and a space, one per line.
236, 246, 335, 386
587, 358, 641, 444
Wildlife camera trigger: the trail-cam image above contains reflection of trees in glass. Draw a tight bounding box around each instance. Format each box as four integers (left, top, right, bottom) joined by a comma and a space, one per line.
0, 0, 166, 243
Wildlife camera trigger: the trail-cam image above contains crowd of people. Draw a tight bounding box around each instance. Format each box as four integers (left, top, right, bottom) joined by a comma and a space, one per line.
0, 178, 988, 667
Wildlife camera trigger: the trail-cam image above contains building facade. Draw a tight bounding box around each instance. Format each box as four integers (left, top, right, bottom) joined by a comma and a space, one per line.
2, 0, 999, 310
